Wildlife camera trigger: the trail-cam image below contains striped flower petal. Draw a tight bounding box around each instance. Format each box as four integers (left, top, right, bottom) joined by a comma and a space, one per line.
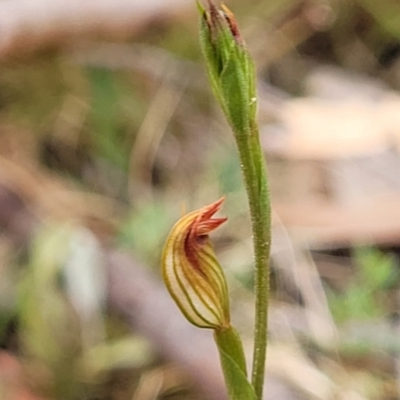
162, 198, 230, 330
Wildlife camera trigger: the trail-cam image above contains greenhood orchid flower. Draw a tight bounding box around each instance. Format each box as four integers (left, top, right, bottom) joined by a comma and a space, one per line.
162, 198, 230, 330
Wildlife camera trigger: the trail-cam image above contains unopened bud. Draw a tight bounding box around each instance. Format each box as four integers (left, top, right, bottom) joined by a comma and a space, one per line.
198, 1, 257, 134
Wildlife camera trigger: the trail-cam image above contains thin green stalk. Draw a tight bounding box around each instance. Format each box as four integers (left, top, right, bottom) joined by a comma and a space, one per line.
233, 125, 271, 400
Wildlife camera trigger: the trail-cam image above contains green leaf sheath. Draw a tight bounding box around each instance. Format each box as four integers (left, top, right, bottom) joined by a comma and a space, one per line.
214, 327, 256, 400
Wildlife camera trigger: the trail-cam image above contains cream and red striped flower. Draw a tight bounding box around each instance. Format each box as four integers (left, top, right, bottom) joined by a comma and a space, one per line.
162, 198, 230, 330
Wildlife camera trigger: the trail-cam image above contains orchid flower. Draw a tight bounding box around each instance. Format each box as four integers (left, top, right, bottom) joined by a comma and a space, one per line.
162, 198, 230, 330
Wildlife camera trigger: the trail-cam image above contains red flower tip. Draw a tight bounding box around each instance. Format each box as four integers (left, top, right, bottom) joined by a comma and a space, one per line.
191, 197, 227, 237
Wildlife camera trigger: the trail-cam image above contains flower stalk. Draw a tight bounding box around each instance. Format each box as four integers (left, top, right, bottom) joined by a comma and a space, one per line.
198, 2, 271, 399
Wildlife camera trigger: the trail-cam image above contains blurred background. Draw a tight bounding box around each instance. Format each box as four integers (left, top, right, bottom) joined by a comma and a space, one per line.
1, 0, 400, 399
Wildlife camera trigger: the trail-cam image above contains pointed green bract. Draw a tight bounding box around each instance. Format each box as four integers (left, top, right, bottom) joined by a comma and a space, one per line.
214, 327, 256, 400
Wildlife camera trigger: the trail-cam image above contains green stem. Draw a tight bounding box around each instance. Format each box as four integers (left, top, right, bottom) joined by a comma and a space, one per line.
233, 123, 271, 400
